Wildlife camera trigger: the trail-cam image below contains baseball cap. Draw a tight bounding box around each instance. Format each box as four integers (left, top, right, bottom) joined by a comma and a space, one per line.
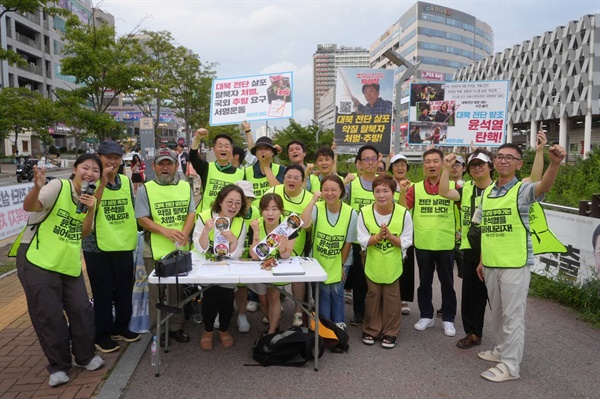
388, 153, 410, 172
154, 149, 177, 164
455, 155, 465, 165
467, 152, 491, 164
235, 180, 255, 198
251, 136, 277, 156
98, 141, 124, 156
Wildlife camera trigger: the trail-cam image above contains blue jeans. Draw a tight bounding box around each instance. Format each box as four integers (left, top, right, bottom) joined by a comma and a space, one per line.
415, 249, 456, 322
319, 281, 345, 324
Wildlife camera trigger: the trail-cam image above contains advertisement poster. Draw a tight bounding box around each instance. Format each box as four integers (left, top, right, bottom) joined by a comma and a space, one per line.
334, 68, 394, 155
0, 183, 33, 240
210, 71, 293, 126
532, 211, 600, 285
253, 214, 303, 260
408, 80, 509, 146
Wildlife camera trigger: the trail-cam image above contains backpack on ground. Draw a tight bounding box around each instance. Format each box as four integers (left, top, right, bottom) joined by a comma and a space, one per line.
308, 313, 350, 353
251, 327, 324, 367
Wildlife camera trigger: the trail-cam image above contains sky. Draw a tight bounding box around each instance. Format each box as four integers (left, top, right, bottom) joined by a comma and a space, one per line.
99, 0, 600, 130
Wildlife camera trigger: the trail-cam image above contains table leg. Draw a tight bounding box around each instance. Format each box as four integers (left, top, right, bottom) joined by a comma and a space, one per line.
314, 282, 319, 371
155, 303, 161, 377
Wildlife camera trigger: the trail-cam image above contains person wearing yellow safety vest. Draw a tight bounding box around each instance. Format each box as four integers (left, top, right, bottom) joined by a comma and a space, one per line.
244, 136, 286, 205
135, 149, 196, 346
398, 148, 458, 338
14, 154, 105, 387
189, 128, 244, 212
300, 175, 358, 330
83, 141, 140, 354
474, 142, 566, 382
387, 152, 415, 317
265, 164, 312, 328
194, 185, 248, 351
357, 175, 413, 349
344, 145, 380, 326
287, 140, 320, 193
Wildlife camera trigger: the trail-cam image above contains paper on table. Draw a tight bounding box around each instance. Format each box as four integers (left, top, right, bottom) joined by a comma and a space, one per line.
229, 262, 263, 275
197, 262, 231, 276
272, 258, 305, 276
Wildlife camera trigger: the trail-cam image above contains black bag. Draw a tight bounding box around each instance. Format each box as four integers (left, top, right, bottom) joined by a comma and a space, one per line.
155, 250, 192, 277
315, 316, 350, 353
251, 327, 324, 367
466, 223, 481, 253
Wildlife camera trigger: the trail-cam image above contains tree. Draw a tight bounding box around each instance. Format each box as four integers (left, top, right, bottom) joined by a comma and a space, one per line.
58, 11, 147, 140
271, 119, 334, 163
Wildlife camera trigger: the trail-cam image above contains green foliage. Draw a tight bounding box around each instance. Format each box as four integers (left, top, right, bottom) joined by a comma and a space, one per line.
272, 119, 334, 163
204, 125, 245, 147
48, 145, 58, 155
529, 273, 600, 327
59, 146, 67, 153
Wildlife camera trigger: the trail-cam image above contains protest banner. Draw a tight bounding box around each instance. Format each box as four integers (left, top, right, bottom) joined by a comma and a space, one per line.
334, 68, 394, 155
0, 183, 33, 240
210, 71, 293, 126
408, 80, 509, 146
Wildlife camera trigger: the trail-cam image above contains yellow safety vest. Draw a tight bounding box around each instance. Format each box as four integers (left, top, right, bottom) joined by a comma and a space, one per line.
95, 175, 137, 251
197, 162, 244, 212
268, 185, 312, 256
245, 163, 282, 207
412, 181, 456, 251
197, 209, 245, 259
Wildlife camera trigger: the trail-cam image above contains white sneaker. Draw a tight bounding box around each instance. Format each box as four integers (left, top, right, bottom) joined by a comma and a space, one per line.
48, 371, 69, 387
414, 318, 435, 331
74, 355, 105, 371
401, 301, 410, 315
246, 301, 259, 312
443, 321, 456, 337
335, 322, 347, 331
237, 314, 250, 333
213, 314, 220, 329
292, 312, 303, 327
262, 316, 269, 324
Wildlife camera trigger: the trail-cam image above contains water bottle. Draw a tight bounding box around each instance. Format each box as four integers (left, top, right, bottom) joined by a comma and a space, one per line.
151, 336, 158, 366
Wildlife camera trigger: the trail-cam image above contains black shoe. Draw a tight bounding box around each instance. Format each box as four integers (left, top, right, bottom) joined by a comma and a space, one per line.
170, 329, 190, 343
349, 315, 363, 326
111, 330, 141, 343
95, 336, 120, 353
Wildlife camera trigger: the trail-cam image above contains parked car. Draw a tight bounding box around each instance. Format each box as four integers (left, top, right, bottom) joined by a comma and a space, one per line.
122, 152, 141, 167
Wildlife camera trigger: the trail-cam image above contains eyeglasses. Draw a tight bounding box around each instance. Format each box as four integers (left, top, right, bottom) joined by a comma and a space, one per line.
361, 157, 378, 164
495, 154, 521, 163
285, 175, 302, 181
224, 200, 242, 208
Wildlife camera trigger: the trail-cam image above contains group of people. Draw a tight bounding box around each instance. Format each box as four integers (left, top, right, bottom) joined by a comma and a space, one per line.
14, 121, 567, 387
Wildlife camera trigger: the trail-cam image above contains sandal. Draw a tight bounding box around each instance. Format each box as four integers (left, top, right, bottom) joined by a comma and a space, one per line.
362, 332, 375, 346
200, 331, 213, 351
219, 331, 234, 349
481, 363, 519, 382
381, 335, 397, 349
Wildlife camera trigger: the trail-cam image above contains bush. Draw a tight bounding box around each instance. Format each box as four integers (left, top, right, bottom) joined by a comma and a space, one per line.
59, 146, 67, 153
77, 149, 85, 154
48, 145, 58, 155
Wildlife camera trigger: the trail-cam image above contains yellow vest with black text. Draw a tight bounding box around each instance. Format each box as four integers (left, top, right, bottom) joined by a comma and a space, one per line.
312, 202, 353, 284
25, 180, 86, 277
245, 163, 282, 206
197, 209, 245, 260
198, 162, 244, 212
241, 204, 260, 259
95, 175, 137, 251
146, 180, 191, 260
481, 182, 528, 268
412, 181, 456, 251
361, 203, 406, 284
349, 178, 375, 211
268, 185, 311, 256
459, 181, 479, 250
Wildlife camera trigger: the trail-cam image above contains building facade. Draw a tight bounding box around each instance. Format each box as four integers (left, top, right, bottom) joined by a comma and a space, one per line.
455, 14, 600, 157
313, 44, 370, 123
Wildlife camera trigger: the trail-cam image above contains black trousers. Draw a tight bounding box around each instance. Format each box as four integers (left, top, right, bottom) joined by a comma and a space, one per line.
461, 255, 488, 337
202, 285, 234, 332
84, 251, 134, 339
347, 243, 367, 317
399, 246, 415, 302
415, 249, 456, 322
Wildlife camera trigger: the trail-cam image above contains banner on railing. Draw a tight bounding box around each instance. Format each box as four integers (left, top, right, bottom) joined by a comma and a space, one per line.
0, 183, 33, 240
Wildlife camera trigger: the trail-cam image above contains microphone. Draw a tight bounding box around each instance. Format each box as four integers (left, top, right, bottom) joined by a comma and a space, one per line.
76, 181, 96, 214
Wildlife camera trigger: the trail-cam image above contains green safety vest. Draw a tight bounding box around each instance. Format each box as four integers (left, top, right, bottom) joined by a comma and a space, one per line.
528, 202, 567, 255
312, 202, 353, 284
412, 181, 456, 251
481, 181, 528, 267
146, 180, 191, 260
361, 203, 406, 284
268, 185, 312, 256
242, 204, 260, 259
197, 162, 244, 212
197, 209, 245, 259
245, 163, 282, 206
25, 180, 86, 276
306, 174, 321, 194
95, 175, 137, 251
459, 181, 481, 251
349, 178, 375, 211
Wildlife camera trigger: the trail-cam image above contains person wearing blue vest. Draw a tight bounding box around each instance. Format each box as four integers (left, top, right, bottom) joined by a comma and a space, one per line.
398, 148, 458, 337
83, 141, 140, 354
475, 142, 566, 382
136, 149, 196, 346
15, 154, 105, 387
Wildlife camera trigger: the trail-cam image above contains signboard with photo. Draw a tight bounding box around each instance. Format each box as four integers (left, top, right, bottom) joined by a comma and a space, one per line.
213, 216, 231, 257
408, 80, 509, 146
253, 214, 303, 260
210, 71, 294, 126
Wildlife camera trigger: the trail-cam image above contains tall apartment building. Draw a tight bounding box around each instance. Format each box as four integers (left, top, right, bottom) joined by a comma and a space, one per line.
313, 44, 370, 124
370, 1, 493, 142
455, 14, 599, 157
0, 1, 114, 155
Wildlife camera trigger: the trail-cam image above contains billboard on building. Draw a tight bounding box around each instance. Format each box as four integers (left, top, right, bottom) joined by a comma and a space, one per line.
334, 68, 394, 155
210, 72, 294, 126
408, 80, 509, 146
